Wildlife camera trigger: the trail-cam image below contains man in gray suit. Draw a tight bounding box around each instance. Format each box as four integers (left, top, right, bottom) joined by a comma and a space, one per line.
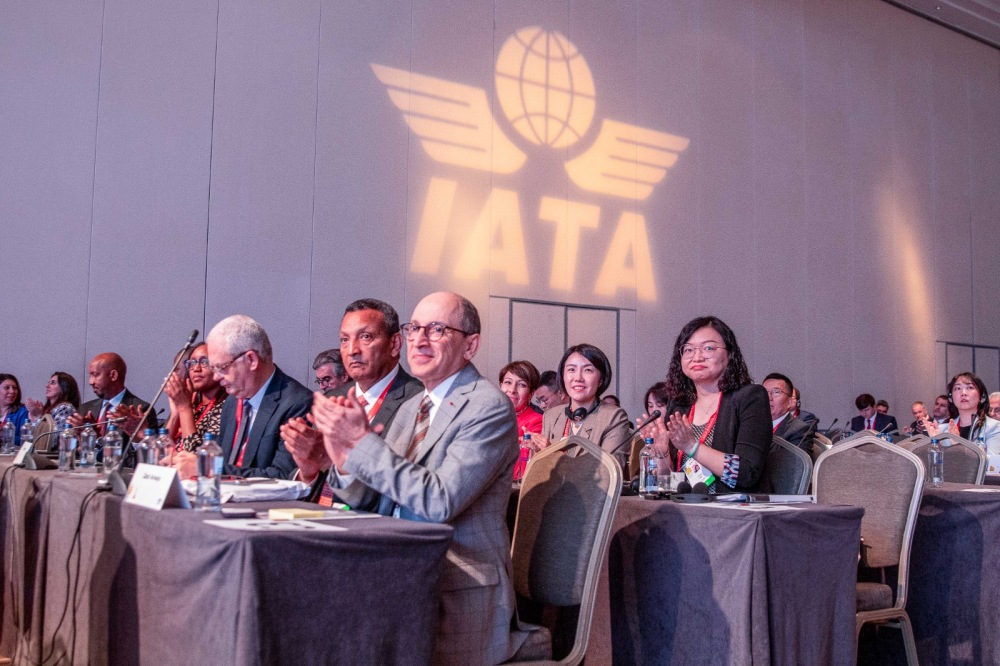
313, 291, 536, 665
282, 298, 422, 498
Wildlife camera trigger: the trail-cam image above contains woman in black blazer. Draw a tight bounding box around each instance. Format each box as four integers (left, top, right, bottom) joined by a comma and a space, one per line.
643, 316, 771, 493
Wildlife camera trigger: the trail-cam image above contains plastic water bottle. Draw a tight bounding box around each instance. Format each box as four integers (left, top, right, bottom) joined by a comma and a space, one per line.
78, 425, 98, 472
58, 425, 78, 472
195, 432, 223, 512
639, 437, 659, 497
154, 428, 173, 465
101, 424, 123, 479
20, 420, 34, 451
136, 428, 156, 465
0, 420, 15, 454
928, 438, 944, 487
513, 432, 532, 483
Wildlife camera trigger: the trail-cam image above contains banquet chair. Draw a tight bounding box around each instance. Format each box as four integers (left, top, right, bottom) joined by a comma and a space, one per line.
32, 415, 56, 453
767, 436, 813, 494
507, 435, 622, 665
813, 435, 923, 665
811, 432, 833, 463
910, 434, 986, 485
897, 434, 929, 451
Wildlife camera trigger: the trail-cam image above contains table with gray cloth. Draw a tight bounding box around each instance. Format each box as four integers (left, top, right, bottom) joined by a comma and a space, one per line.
903, 483, 1000, 665
587, 495, 863, 665
0, 462, 453, 665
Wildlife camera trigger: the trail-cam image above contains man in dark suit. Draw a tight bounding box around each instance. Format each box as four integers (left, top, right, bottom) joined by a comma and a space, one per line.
790, 387, 818, 427
850, 393, 898, 435
70, 352, 156, 444
313, 292, 537, 665
174, 315, 311, 479
282, 299, 422, 496
904, 400, 930, 435
762, 373, 815, 452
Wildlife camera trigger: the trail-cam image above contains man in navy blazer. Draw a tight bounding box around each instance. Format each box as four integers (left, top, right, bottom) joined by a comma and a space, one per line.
762, 373, 815, 452
174, 314, 312, 479
850, 393, 899, 435
282, 298, 423, 491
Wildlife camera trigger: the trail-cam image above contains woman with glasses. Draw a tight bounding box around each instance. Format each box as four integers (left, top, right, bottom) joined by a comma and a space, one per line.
531, 343, 630, 467
164, 342, 226, 452
924, 372, 1000, 452
643, 316, 770, 493
25, 371, 82, 427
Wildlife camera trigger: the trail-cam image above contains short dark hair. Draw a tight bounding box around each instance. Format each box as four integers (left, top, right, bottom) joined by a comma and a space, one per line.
558, 344, 612, 398
344, 299, 400, 336
855, 393, 875, 410
498, 360, 541, 393
539, 371, 560, 392
312, 349, 346, 375
601, 394, 621, 407
665, 316, 752, 404
876, 399, 889, 409
763, 372, 794, 395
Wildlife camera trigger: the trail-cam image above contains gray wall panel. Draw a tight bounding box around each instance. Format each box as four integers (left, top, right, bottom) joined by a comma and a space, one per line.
0, 0, 104, 396
207, 0, 319, 377
86, 0, 217, 406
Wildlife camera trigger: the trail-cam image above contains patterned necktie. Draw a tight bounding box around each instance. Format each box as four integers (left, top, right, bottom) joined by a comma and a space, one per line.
97, 401, 110, 436
231, 400, 253, 466
357, 394, 369, 411
403, 395, 434, 461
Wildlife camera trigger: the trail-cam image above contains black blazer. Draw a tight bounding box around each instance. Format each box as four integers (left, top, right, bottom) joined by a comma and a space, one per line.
307, 366, 424, 500
80, 389, 158, 467
664, 384, 771, 491
775, 414, 816, 453
218, 365, 313, 479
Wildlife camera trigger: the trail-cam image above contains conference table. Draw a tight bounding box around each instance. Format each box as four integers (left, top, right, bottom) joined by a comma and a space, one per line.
586, 495, 864, 665
0, 460, 453, 665
904, 482, 1000, 665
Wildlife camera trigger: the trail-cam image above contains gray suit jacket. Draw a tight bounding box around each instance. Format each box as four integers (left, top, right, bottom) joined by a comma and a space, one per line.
541, 402, 631, 467
330, 362, 530, 665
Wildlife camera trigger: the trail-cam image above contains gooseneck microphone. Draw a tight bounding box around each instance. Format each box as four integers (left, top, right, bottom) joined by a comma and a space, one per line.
104, 329, 198, 494
610, 410, 663, 455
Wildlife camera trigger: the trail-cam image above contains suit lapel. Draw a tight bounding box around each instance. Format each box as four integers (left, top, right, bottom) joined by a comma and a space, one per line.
411, 365, 476, 464
219, 396, 238, 460
242, 371, 281, 466
372, 370, 411, 431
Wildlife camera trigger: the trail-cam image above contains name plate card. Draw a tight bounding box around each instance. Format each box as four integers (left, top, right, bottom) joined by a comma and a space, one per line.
125, 463, 191, 510
13, 441, 34, 467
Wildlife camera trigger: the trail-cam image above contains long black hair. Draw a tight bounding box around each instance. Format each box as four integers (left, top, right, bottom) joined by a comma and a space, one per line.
665, 316, 752, 405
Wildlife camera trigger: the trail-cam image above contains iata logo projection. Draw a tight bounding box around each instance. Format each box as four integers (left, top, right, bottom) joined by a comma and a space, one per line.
374, 26, 690, 302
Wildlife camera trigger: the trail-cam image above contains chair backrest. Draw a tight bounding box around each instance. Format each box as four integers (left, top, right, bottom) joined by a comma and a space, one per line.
767, 436, 813, 494
911, 435, 986, 485
897, 434, 929, 451
811, 433, 832, 463
813, 435, 924, 610
511, 435, 622, 665
32, 415, 55, 453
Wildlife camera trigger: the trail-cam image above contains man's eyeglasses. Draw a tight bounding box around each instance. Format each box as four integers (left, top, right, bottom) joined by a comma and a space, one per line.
184, 357, 211, 370
401, 322, 471, 341
210, 350, 250, 374
315, 375, 336, 388
766, 388, 789, 397
680, 343, 726, 359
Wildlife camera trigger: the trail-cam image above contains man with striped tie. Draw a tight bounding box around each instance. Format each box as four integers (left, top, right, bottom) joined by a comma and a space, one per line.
312, 291, 538, 666
281, 299, 422, 501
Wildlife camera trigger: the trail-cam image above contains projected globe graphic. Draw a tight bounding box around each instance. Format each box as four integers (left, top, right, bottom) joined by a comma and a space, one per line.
496, 27, 596, 149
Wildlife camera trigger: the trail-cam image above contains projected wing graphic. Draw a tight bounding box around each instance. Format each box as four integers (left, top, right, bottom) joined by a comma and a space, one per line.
372, 64, 527, 174
565, 119, 690, 200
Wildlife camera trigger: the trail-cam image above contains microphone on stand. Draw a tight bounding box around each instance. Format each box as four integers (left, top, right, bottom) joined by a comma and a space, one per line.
610, 410, 662, 456
103, 330, 198, 495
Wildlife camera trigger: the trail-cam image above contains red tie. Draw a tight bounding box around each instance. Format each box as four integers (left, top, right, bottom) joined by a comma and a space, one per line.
97, 402, 110, 436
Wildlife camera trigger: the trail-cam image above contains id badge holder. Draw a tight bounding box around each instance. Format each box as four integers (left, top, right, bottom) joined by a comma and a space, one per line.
683, 457, 716, 487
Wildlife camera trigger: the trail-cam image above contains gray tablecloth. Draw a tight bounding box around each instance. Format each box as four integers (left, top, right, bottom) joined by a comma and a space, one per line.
906, 483, 1000, 665
588, 496, 863, 665
0, 462, 453, 665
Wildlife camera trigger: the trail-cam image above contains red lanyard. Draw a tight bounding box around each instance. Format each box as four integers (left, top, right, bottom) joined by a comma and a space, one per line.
678, 399, 721, 469
363, 381, 393, 424
194, 397, 217, 428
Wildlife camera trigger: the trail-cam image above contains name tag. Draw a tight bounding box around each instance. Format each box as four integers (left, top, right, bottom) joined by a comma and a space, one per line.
683, 456, 716, 487
125, 463, 191, 510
